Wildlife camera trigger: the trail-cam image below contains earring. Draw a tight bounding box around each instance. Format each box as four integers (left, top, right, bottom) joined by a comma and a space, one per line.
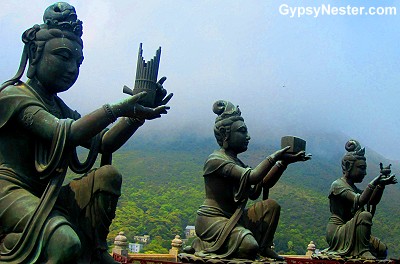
27, 65, 36, 79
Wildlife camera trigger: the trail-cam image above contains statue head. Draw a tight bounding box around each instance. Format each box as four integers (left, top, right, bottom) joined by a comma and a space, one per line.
213, 100, 250, 153
1, 2, 83, 93
341, 139, 367, 183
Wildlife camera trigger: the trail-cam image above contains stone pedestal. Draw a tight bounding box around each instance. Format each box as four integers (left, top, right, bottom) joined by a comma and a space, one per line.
113, 231, 129, 257
306, 241, 316, 256
169, 235, 183, 256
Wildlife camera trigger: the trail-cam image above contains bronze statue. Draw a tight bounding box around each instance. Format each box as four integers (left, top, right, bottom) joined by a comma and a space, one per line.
0, 2, 171, 263
324, 140, 397, 260
187, 100, 311, 261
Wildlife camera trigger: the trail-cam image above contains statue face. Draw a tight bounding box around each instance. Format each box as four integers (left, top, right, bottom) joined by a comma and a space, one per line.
35, 37, 83, 93
225, 120, 250, 154
348, 159, 367, 183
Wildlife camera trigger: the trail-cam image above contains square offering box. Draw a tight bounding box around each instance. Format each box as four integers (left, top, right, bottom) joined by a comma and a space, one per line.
281, 136, 306, 153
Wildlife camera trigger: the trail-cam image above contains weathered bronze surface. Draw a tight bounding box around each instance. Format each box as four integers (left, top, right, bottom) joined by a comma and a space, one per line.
323, 139, 397, 260
0, 2, 171, 263
187, 100, 311, 261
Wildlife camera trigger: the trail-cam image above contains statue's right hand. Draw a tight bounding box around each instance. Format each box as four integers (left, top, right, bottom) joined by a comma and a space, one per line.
127, 91, 148, 105
132, 104, 170, 120
270, 146, 291, 161
371, 174, 398, 187
379, 174, 397, 186
112, 91, 170, 120
109, 91, 147, 118
110, 91, 146, 116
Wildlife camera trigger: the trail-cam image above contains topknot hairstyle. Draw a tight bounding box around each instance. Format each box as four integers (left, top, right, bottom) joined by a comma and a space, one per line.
341, 139, 366, 173
213, 100, 244, 147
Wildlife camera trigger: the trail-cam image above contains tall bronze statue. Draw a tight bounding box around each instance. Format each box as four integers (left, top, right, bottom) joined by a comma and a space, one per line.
0, 2, 172, 263
188, 100, 311, 261
324, 140, 397, 260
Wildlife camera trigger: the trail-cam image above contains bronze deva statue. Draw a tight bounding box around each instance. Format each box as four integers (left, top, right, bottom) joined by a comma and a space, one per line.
188, 100, 311, 261
324, 140, 397, 260
0, 2, 172, 264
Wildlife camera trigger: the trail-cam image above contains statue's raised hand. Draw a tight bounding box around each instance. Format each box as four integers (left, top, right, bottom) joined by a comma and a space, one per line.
154, 76, 173, 106
371, 173, 398, 187
133, 103, 170, 120
111, 91, 170, 120
269, 146, 291, 161
281, 150, 312, 164
379, 174, 397, 186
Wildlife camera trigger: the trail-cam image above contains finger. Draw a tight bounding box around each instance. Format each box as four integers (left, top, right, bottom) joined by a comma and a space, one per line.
157, 87, 167, 98
151, 114, 162, 120
130, 91, 147, 103
123, 85, 134, 96
157, 76, 167, 85
155, 105, 170, 114
161, 93, 174, 105
156, 107, 168, 114
282, 146, 291, 152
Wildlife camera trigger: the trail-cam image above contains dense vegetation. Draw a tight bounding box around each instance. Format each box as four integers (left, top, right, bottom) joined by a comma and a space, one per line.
67, 132, 400, 257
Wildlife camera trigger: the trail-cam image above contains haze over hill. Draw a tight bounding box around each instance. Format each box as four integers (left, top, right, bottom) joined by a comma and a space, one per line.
2, 1, 400, 161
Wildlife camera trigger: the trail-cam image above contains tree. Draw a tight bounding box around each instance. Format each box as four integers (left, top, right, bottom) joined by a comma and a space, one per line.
142, 236, 168, 254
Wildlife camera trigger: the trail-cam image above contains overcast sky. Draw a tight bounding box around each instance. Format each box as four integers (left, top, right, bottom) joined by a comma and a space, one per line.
1, 0, 400, 160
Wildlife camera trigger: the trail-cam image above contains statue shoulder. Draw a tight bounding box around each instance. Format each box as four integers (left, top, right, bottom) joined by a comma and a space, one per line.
0, 82, 34, 97
0, 82, 45, 128
203, 150, 235, 176
329, 178, 353, 196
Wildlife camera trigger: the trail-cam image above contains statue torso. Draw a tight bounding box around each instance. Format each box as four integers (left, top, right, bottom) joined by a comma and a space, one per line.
0, 82, 78, 192
202, 149, 247, 214
329, 177, 362, 222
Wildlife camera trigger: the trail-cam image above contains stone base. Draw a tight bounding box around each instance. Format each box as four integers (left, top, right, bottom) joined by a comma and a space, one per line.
113, 248, 128, 257
178, 253, 286, 264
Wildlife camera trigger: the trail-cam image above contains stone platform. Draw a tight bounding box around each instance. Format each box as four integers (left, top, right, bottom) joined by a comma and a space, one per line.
177, 253, 399, 264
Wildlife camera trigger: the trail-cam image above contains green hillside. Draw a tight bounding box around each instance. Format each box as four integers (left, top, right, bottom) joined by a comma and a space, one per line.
67, 132, 400, 257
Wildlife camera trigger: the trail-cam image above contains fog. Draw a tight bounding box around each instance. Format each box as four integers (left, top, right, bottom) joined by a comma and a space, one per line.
1, 0, 400, 159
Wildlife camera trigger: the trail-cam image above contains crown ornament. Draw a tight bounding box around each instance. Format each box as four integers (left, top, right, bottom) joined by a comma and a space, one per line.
43, 2, 83, 36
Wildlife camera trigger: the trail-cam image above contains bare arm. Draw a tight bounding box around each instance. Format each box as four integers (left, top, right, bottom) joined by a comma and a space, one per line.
369, 185, 385, 205
227, 147, 290, 185
343, 174, 397, 207
18, 92, 169, 148
100, 117, 143, 153
262, 161, 287, 188
227, 147, 311, 186
100, 78, 173, 153
369, 174, 397, 205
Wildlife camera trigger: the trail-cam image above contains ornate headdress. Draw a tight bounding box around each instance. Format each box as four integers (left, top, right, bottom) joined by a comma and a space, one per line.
0, 2, 83, 91
213, 100, 244, 146
42, 2, 83, 37
341, 139, 366, 172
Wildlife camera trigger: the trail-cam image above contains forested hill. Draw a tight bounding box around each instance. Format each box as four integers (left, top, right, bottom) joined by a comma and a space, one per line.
78, 131, 400, 257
